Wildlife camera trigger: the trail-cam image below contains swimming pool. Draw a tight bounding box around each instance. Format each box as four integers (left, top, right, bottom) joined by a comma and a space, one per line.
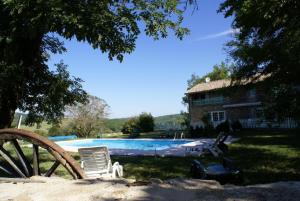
57, 139, 194, 151
48, 135, 77, 141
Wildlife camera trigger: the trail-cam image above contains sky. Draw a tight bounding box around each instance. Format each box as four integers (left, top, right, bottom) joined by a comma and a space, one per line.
48, 0, 235, 119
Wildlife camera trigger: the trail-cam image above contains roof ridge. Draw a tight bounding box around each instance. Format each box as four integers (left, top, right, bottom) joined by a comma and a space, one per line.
186, 79, 231, 94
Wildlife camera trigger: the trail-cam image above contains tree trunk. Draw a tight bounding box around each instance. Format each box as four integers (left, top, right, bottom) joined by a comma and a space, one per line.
0, 106, 15, 129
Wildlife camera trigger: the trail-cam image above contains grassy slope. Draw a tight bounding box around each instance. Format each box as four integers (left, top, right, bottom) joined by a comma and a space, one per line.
1, 129, 299, 184
154, 114, 182, 124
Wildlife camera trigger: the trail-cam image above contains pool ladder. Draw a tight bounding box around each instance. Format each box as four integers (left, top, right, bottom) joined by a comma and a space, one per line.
173, 132, 185, 140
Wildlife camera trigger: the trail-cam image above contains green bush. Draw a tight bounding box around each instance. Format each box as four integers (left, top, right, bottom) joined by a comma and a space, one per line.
48, 123, 73, 136
216, 121, 231, 133
138, 112, 154, 132
121, 112, 155, 135
189, 126, 216, 138
231, 120, 242, 131
34, 129, 48, 137
121, 117, 139, 134
48, 124, 63, 136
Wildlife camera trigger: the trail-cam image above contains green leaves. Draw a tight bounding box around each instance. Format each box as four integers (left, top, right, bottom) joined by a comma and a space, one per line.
186, 62, 232, 90
0, 0, 193, 128
219, 0, 300, 120
121, 112, 154, 134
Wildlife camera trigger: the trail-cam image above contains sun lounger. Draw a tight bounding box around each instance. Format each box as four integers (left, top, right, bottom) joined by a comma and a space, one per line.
184, 133, 229, 157
190, 157, 242, 184
78, 146, 123, 179
203, 132, 229, 157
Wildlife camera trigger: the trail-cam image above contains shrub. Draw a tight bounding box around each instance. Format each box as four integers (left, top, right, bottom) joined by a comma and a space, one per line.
34, 129, 48, 137
48, 122, 74, 136
121, 117, 139, 134
190, 126, 203, 138
189, 125, 216, 138
121, 113, 155, 135
201, 113, 212, 128
48, 124, 63, 136
216, 121, 231, 133
231, 120, 242, 131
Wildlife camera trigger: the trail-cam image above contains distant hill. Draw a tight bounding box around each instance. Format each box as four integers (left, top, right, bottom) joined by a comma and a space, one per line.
104, 114, 184, 132
103, 118, 130, 132
154, 114, 182, 124
154, 114, 184, 130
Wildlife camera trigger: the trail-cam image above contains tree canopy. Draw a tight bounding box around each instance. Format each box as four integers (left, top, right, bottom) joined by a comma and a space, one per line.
187, 62, 231, 90
219, 0, 300, 120
0, 0, 193, 128
121, 112, 154, 134
66, 95, 109, 137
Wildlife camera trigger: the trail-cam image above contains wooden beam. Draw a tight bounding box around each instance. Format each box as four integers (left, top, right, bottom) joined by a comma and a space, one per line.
47, 148, 78, 179
32, 144, 40, 176
0, 146, 27, 178
11, 139, 32, 177
0, 164, 15, 176
0, 129, 86, 179
44, 160, 60, 177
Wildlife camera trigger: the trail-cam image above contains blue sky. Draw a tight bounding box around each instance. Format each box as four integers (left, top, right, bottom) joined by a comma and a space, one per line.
48, 0, 235, 118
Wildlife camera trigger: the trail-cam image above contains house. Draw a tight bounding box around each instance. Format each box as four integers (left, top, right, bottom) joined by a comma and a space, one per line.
186, 78, 297, 129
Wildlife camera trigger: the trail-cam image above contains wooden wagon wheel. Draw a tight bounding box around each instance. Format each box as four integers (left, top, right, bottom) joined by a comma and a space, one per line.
0, 128, 85, 179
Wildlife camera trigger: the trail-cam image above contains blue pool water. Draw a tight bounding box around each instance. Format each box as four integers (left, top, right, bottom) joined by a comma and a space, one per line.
57, 139, 193, 150
48, 135, 77, 141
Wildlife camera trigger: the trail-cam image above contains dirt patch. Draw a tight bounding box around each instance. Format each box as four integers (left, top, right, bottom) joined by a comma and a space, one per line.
0, 177, 299, 201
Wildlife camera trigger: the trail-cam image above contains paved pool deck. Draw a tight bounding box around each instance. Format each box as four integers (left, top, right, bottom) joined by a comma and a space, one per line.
57, 137, 237, 156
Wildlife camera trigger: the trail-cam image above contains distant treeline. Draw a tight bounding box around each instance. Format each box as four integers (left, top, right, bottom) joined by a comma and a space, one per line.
11, 113, 185, 134
104, 114, 184, 132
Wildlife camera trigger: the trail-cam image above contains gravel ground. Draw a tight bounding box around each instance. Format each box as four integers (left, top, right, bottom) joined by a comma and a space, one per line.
0, 177, 300, 201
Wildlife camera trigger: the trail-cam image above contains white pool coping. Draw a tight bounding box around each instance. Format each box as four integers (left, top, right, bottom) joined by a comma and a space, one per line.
55, 137, 233, 157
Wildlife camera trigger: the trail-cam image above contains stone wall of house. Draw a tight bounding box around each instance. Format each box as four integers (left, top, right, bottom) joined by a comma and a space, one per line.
226, 106, 257, 121
188, 84, 265, 128
189, 104, 224, 127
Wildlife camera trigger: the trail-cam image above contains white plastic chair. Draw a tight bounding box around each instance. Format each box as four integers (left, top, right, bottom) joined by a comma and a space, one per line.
78, 146, 123, 179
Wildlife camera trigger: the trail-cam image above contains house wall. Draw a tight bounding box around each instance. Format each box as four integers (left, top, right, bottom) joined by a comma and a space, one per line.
226, 106, 257, 120
188, 84, 264, 128
188, 83, 297, 129
189, 104, 224, 127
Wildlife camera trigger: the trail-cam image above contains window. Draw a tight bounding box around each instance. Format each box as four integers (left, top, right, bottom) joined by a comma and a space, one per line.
213, 112, 219, 121
219, 112, 225, 121
200, 94, 206, 100
248, 89, 256, 99
211, 111, 226, 122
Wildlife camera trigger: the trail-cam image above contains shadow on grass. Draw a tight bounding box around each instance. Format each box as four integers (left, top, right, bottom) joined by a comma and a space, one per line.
228, 138, 300, 184
233, 129, 300, 149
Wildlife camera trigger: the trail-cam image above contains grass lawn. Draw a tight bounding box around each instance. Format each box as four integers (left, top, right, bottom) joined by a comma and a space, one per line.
1, 129, 299, 185
228, 129, 300, 184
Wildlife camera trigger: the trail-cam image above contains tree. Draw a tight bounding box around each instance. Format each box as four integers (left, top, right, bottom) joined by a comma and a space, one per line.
121, 117, 139, 134
182, 62, 231, 104
0, 0, 193, 128
67, 95, 109, 137
138, 112, 154, 132
219, 0, 300, 120
187, 62, 231, 89
121, 112, 154, 134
